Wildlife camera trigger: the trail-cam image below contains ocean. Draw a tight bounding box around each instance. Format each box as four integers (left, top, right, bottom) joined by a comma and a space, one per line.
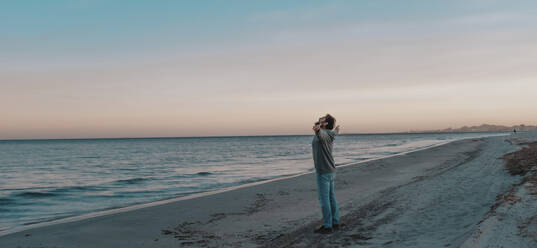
0, 132, 505, 234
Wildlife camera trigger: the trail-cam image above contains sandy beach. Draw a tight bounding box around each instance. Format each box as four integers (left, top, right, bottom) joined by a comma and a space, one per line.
2, 132, 537, 248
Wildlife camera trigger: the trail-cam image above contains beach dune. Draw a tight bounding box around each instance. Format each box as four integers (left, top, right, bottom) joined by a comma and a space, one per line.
2, 133, 537, 247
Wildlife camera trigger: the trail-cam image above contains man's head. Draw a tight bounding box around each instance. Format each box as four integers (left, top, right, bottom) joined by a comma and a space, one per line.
324, 114, 336, 130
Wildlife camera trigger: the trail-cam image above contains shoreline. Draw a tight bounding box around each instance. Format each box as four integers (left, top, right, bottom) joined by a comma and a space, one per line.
0, 134, 516, 248
0, 134, 500, 237
1, 133, 508, 238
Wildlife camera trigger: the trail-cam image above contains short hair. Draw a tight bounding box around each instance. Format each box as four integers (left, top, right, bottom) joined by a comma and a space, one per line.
324, 114, 336, 130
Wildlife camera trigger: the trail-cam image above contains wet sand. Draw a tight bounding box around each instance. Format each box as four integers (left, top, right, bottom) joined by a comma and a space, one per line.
2, 132, 536, 247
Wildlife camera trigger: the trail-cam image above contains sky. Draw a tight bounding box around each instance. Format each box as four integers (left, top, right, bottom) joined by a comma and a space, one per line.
1, 0, 537, 139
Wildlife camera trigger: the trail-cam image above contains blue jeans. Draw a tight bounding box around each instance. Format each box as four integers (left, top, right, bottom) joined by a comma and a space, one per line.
316, 173, 339, 228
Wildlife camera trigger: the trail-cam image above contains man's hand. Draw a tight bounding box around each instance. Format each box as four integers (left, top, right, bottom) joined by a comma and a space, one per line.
312, 125, 321, 133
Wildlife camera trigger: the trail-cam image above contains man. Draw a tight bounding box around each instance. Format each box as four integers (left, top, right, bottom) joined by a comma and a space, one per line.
312, 114, 340, 234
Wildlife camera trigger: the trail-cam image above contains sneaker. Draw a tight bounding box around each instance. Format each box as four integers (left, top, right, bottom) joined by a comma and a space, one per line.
333, 223, 343, 230
313, 226, 333, 234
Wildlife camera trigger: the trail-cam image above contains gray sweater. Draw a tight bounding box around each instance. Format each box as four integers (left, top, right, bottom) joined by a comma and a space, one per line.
312, 128, 339, 174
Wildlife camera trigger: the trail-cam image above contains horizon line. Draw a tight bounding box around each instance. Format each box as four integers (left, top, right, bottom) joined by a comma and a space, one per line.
0, 130, 514, 142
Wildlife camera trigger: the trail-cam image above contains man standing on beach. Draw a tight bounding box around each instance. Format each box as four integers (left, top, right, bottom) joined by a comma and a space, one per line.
312, 114, 340, 234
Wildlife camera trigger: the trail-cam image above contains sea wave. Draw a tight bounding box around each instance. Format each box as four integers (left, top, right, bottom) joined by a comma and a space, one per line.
196, 171, 212, 176
115, 177, 148, 185
0, 197, 16, 205
15, 191, 57, 198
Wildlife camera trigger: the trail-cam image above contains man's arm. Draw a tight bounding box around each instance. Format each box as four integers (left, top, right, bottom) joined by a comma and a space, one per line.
313, 124, 324, 140
314, 125, 334, 143
326, 125, 340, 138
312, 124, 321, 133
